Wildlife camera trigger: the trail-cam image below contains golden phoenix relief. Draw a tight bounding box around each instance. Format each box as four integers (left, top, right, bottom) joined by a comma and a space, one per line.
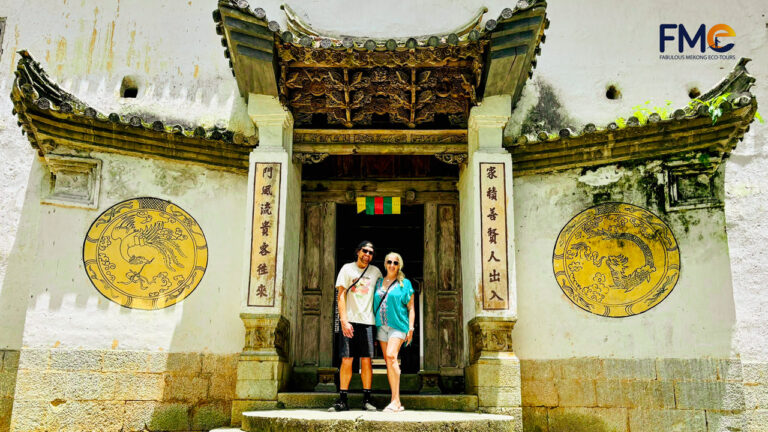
553, 203, 680, 317
83, 198, 208, 309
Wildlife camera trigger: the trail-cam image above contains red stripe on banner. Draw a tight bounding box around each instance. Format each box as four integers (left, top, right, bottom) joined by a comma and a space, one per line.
374, 196, 383, 214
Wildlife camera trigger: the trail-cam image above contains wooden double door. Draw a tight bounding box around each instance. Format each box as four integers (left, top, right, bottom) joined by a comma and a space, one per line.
294, 197, 464, 393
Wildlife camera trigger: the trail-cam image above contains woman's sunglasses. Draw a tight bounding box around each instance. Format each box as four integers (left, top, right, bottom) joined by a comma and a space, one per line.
361, 248, 374, 255
386, 260, 400, 266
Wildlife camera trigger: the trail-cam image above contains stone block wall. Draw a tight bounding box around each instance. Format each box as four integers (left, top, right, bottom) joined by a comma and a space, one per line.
1, 350, 20, 432
743, 361, 768, 432
520, 358, 750, 432
9, 349, 238, 432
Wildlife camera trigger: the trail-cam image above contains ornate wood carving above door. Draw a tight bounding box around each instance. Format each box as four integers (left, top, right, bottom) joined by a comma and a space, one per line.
213, 0, 549, 129
278, 44, 487, 128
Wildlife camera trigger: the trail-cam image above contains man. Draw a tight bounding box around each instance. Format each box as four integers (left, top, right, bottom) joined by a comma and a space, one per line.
329, 240, 382, 412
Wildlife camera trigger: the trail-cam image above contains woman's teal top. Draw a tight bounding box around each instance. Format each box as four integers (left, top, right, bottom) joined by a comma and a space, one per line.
373, 278, 414, 333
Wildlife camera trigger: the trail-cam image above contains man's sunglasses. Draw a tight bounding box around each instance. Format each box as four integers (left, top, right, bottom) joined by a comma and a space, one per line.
386, 260, 400, 266
361, 248, 374, 255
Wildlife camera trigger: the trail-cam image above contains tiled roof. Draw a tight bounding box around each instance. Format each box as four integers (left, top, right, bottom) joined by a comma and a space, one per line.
11, 51, 256, 171
505, 59, 758, 175
213, 0, 548, 127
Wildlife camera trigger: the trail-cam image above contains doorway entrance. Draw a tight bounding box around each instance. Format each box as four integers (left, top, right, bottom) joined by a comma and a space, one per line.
293, 157, 465, 394
334, 204, 424, 375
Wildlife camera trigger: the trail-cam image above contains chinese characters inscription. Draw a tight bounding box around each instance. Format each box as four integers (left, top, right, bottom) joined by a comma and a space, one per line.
479, 163, 509, 310
248, 163, 281, 306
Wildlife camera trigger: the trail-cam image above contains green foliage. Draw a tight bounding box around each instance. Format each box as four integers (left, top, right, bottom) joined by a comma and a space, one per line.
690, 93, 730, 125
755, 111, 764, 123
634, 99, 673, 123
615, 100, 673, 129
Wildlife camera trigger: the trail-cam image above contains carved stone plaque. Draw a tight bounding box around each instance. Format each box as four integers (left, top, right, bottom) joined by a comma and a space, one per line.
479, 162, 509, 310
248, 163, 281, 307
553, 203, 680, 317
83, 198, 208, 309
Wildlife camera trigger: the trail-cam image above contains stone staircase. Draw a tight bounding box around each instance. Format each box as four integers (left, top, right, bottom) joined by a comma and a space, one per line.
213, 393, 517, 431
278, 392, 478, 411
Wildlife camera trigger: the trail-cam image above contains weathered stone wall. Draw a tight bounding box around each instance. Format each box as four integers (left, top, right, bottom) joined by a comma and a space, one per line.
9, 349, 237, 432
743, 361, 768, 432
520, 358, 747, 432
0, 350, 19, 432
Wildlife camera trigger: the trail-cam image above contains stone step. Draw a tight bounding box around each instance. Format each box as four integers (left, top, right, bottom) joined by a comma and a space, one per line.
242, 409, 516, 432
278, 392, 479, 412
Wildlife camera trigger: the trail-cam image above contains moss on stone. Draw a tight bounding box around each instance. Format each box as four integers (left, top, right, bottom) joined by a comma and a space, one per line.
548, 412, 616, 432
522, 407, 549, 432
192, 404, 231, 430
148, 403, 190, 431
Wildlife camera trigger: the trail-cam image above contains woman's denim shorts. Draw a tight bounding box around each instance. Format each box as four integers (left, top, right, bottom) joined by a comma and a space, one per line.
376, 324, 407, 342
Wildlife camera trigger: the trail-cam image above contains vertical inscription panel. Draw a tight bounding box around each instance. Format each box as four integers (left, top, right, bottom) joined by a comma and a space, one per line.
248, 163, 282, 306
479, 162, 509, 310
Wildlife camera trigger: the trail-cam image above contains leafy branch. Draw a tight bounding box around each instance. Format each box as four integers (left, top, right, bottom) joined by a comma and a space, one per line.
690, 93, 731, 125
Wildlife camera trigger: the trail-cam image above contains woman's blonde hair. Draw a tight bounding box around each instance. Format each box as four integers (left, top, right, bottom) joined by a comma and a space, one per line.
385, 252, 406, 283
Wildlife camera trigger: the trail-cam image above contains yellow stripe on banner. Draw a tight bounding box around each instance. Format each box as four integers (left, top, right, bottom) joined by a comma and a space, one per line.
392, 197, 401, 214
357, 197, 366, 213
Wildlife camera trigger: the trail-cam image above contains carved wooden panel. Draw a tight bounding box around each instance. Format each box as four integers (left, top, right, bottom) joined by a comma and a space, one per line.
439, 316, 459, 368
278, 43, 487, 129
423, 203, 463, 373
295, 202, 336, 367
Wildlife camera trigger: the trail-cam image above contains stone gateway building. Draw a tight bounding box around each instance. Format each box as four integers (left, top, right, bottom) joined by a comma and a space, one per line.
0, 1, 767, 431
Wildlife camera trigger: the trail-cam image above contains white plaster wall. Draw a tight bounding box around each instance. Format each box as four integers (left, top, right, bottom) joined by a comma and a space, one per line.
517, 0, 768, 362
512, 167, 737, 359
14, 152, 247, 353
0, 0, 253, 352
0, 0, 765, 361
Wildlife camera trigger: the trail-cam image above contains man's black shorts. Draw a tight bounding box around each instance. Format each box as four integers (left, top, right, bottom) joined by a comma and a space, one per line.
338, 323, 375, 359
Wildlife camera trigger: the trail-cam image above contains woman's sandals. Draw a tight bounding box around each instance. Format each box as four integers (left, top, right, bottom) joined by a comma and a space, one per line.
383, 402, 404, 412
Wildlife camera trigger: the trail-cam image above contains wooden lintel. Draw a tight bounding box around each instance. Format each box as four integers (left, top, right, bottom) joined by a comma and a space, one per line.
292, 143, 467, 155
302, 180, 457, 193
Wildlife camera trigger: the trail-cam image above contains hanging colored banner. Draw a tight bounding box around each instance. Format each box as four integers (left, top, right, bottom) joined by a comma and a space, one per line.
356, 196, 401, 215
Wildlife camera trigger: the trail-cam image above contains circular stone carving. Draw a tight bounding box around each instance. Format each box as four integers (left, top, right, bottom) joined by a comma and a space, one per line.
83, 198, 208, 310
552, 203, 680, 317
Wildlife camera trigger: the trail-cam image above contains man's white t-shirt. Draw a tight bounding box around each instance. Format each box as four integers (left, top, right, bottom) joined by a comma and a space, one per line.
336, 262, 382, 325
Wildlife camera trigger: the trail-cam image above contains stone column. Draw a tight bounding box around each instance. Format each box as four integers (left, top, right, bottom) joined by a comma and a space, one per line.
232, 94, 301, 423
459, 95, 521, 423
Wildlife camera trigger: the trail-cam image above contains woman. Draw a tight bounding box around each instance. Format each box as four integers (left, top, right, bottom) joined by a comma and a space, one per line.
373, 252, 415, 412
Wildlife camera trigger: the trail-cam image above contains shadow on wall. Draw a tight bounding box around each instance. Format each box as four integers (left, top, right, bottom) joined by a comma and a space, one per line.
0, 157, 244, 431
0, 161, 41, 432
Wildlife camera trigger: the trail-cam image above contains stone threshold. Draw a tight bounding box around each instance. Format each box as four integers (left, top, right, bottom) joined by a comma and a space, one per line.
240, 409, 515, 432
278, 392, 478, 412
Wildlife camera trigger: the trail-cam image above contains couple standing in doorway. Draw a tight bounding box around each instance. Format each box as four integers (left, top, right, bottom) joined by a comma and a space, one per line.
329, 240, 415, 413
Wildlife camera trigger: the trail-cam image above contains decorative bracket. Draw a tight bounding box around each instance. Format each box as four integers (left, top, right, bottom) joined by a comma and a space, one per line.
468, 316, 515, 364
293, 152, 329, 164
241, 313, 290, 360
434, 152, 468, 165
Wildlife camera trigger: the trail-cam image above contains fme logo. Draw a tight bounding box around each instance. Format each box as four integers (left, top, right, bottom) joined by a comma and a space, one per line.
660, 24, 735, 53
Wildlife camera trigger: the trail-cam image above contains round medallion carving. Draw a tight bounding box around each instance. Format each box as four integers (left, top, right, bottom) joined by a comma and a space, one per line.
83, 198, 208, 309
552, 203, 680, 317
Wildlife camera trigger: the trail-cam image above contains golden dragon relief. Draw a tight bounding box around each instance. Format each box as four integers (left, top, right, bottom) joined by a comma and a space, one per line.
83, 198, 208, 310
553, 203, 680, 317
